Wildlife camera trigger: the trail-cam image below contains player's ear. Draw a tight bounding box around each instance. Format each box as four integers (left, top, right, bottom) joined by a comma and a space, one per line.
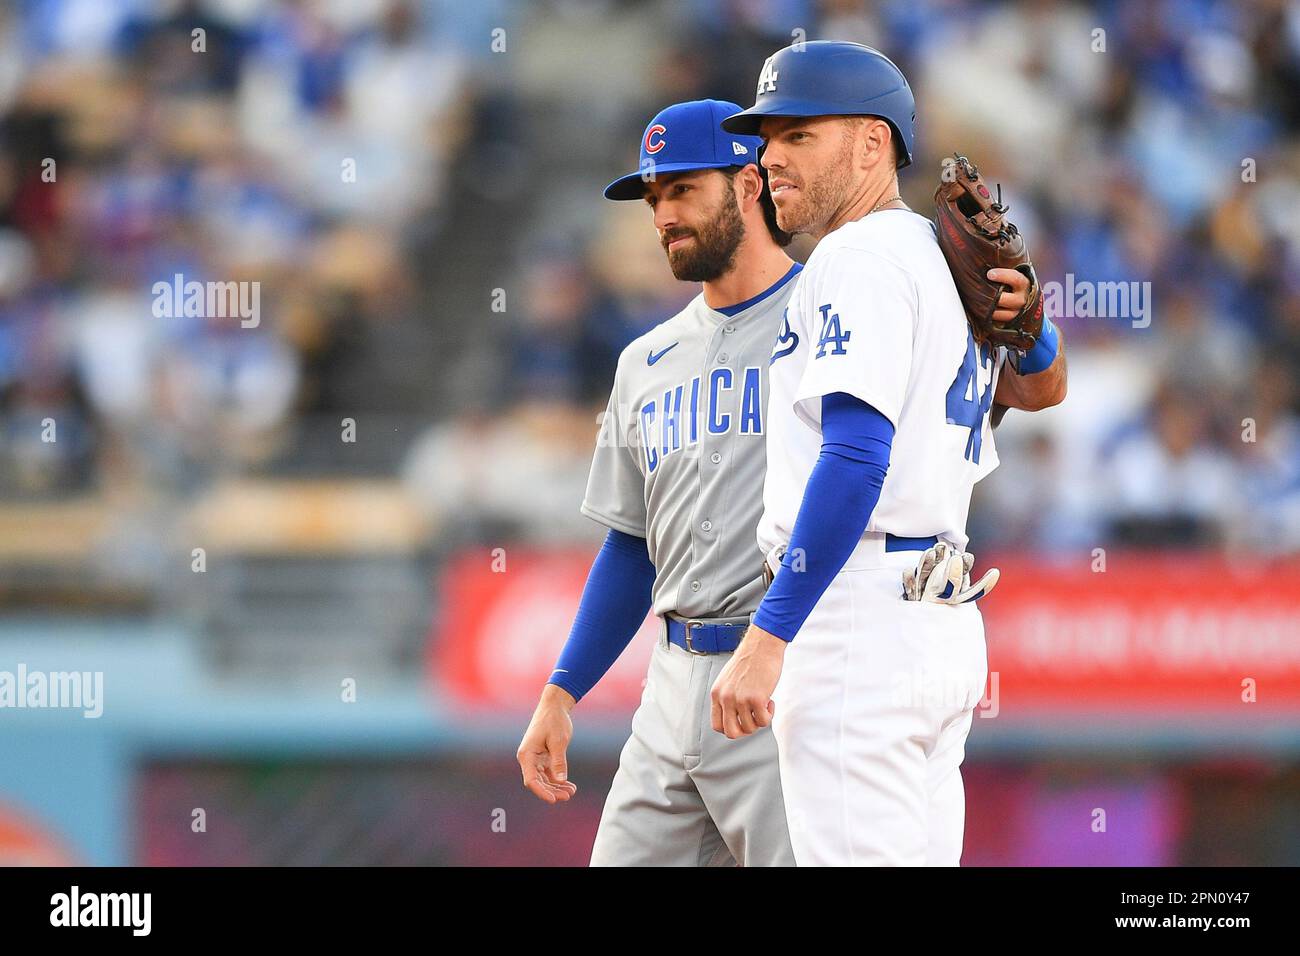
737, 164, 764, 209
862, 119, 892, 169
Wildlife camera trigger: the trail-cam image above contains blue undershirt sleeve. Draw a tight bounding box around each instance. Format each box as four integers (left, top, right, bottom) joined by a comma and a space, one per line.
752, 391, 894, 642
546, 528, 656, 702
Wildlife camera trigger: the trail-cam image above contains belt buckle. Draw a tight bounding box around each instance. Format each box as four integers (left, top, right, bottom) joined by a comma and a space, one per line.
682, 619, 710, 656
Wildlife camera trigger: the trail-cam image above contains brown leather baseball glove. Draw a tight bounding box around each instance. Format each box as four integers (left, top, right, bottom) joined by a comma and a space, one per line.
933, 153, 1043, 352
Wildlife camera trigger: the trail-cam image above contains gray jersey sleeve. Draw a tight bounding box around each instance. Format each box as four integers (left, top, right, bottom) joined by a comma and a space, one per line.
581, 372, 647, 537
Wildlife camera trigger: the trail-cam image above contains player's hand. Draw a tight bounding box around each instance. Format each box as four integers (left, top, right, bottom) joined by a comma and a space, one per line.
517, 685, 580, 804
987, 267, 1030, 324
710, 624, 787, 739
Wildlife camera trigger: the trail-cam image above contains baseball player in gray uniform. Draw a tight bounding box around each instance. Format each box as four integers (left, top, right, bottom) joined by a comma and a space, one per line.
516, 99, 800, 866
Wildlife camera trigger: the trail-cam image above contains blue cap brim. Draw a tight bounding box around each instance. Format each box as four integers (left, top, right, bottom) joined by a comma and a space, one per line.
603, 161, 745, 200
720, 98, 818, 135
722, 101, 913, 167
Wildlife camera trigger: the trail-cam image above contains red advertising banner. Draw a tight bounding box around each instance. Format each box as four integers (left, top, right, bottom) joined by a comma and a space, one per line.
431, 548, 1300, 716
979, 554, 1300, 714
431, 549, 657, 713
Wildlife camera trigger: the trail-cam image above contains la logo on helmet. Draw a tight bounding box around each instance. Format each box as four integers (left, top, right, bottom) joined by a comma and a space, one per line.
644, 124, 667, 154
757, 56, 779, 94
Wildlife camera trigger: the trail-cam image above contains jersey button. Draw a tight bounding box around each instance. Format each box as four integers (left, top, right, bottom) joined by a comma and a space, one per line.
723, 325, 735, 334
710, 452, 722, 464
690, 580, 702, 592
700, 519, 712, 532
717, 353, 729, 363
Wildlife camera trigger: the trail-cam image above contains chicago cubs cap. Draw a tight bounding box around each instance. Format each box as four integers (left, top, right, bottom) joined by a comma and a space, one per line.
603, 99, 764, 201
722, 41, 916, 167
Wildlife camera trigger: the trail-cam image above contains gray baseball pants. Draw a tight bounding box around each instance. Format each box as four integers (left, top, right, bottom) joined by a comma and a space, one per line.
589, 626, 795, 867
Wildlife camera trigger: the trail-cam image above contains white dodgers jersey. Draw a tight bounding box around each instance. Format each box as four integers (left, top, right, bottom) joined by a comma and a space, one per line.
758, 209, 1005, 559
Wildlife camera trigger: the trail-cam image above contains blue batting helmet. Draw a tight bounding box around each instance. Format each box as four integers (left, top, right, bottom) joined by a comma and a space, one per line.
721, 41, 916, 168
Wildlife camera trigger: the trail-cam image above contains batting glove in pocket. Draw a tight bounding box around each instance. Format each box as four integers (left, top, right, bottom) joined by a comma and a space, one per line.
901, 541, 999, 605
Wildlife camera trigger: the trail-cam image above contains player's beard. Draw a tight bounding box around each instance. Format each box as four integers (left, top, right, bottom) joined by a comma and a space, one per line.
775, 129, 856, 236
661, 186, 746, 282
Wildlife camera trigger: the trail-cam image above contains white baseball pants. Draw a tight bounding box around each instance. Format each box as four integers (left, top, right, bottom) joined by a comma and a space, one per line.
770, 554, 989, 866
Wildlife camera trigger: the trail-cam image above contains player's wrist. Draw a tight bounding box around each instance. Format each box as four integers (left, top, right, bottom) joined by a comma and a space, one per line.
747, 614, 795, 646
542, 681, 579, 712
1017, 316, 1059, 375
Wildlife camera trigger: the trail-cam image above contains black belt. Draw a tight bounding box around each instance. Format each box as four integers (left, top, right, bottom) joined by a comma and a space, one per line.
664, 616, 748, 655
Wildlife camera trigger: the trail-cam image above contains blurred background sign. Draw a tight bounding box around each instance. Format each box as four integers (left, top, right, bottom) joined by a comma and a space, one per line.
982, 555, 1300, 713
432, 549, 658, 712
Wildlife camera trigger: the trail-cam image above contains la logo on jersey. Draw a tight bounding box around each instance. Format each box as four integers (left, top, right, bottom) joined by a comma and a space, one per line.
639, 367, 763, 472
757, 57, 779, 95
815, 303, 851, 358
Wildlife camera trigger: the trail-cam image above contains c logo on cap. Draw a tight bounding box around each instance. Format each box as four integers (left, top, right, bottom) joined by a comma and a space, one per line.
644, 124, 667, 155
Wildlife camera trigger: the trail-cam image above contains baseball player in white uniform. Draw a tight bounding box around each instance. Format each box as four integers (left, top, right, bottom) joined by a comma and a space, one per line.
710, 42, 1067, 866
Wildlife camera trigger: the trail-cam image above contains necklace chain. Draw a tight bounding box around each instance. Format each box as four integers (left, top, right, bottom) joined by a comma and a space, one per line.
869, 194, 903, 215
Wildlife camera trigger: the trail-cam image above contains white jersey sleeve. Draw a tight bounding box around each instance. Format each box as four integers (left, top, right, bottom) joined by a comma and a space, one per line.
791, 246, 917, 430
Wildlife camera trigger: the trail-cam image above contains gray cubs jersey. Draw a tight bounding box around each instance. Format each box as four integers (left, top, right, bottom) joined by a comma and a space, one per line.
582, 265, 801, 620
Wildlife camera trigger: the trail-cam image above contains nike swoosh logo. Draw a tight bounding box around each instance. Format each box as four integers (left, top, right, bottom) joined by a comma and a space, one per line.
647, 343, 678, 365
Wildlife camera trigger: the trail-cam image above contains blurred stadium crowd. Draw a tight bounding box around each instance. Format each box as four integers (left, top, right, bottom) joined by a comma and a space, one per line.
1, 0, 1298, 576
